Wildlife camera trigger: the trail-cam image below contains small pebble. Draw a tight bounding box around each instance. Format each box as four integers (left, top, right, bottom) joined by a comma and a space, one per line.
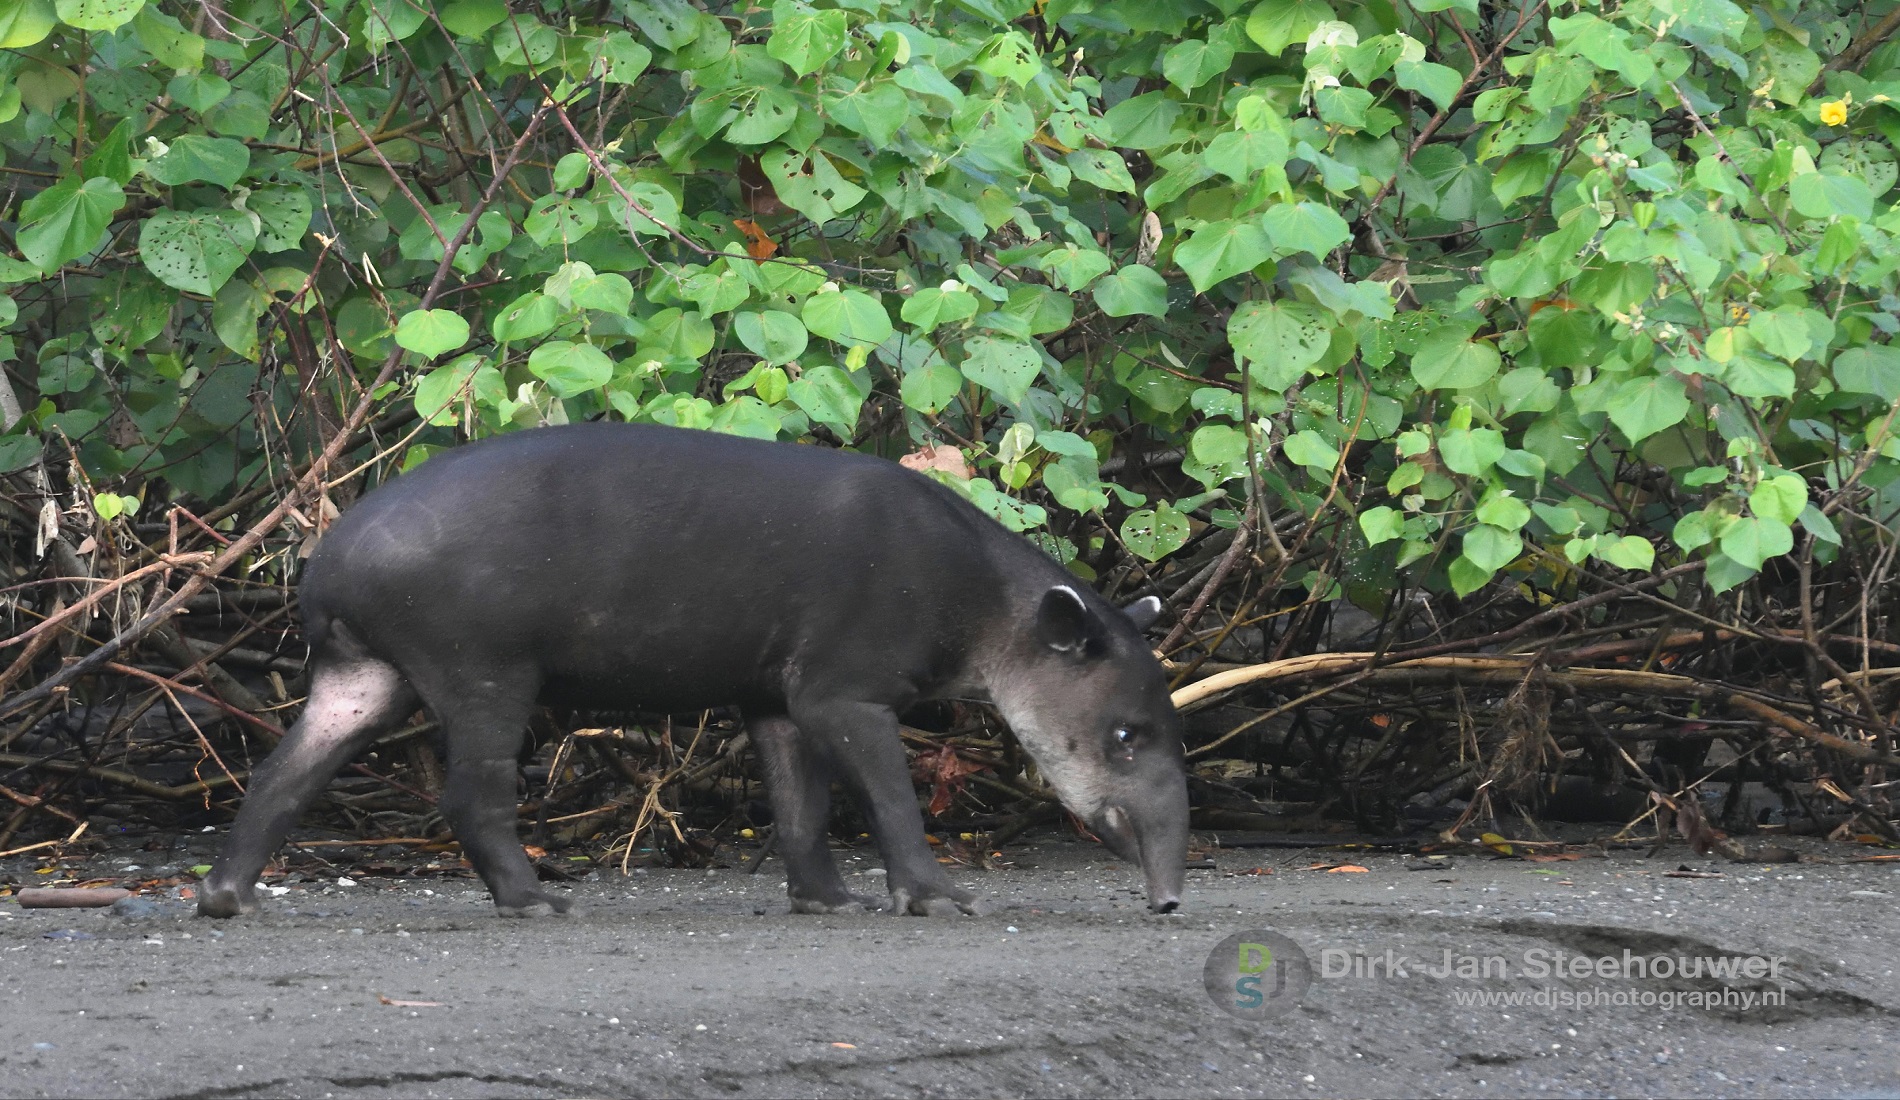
109, 896, 163, 919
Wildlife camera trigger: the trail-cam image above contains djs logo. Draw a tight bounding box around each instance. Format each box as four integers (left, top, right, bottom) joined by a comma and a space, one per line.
1202, 930, 1312, 1020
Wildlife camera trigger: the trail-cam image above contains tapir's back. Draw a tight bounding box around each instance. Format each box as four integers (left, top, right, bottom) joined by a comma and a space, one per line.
301, 423, 1037, 710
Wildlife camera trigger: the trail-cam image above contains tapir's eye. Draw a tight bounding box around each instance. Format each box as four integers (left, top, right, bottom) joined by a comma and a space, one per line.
1115, 728, 1134, 745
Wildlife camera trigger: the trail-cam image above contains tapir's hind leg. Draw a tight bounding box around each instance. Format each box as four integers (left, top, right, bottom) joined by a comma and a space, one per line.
747, 712, 878, 914
199, 647, 416, 918
417, 671, 569, 917
788, 698, 984, 917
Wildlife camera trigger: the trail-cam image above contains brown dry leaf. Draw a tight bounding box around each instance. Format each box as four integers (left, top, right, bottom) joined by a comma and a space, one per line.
899, 445, 972, 479
732, 218, 778, 260
911, 744, 988, 817
1327, 864, 1370, 874
831, 1042, 857, 1049
1524, 853, 1581, 863
1223, 867, 1273, 877
378, 995, 446, 1007
522, 845, 548, 860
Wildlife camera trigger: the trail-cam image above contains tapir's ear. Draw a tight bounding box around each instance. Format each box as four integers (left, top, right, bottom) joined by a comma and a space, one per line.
1036, 585, 1094, 653
1122, 595, 1163, 631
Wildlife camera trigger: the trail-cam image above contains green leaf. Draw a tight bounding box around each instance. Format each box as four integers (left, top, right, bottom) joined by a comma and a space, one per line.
138, 208, 256, 295
570, 271, 634, 315
900, 362, 963, 414
1281, 429, 1339, 472
1718, 516, 1792, 571
761, 148, 867, 225
132, 5, 202, 69
441, 0, 507, 37
55, 0, 144, 32
0, 0, 56, 48
1438, 427, 1505, 475
1163, 36, 1236, 92
167, 71, 230, 112
727, 86, 799, 145
1245, 0, 1332, 55
1462, 524, 1523, 572
362, 0, 426, 48
802, 288, 891, 348
1396, 60, 1462, 113
1176, 219, 1272, 293
0, 433, 43, 473
524, 195, 599, 247
1229, 299, 1330, 390
248, 186, 311, 253
415, 355, 501, 424
734, 310, 808, 365
1065, 149, 1137, 194
1448, 555, 1493, 597
527, 341, 614, 399
1191, 423, 1249, 468
1359, 505, 1404, 545
767, 1, 846, 77
1833, 347, 1900, 400
786, 364, 865, 438
1598, 535, 1655, 571
211, 277, 268, 360
1261, 202, 1351, 259
395, 309, 471, 358
1410, 331, 1501, 390
1673, 511, 1712, 552
1474, 491, 1531, 530
1121, 503, 1191, 561
144, 134, 251, 188
492, 291, 560, 344
901, 286, 980, 333
1102, 92, 1182, 151
1790, 172, 1874, 221
1606, 374, 1690, 442
1093, 266, 1169, 318
621, 0, 701, 51
961, 336, 1042, 406
1748, 473, 1807, 525
18, 177, 124, 273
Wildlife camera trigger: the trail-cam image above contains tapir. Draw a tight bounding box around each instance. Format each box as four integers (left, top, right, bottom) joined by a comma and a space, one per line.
198, 422, 1188, 919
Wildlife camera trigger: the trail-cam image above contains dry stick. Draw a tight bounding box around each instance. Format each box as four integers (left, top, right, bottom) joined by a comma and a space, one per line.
0, 104, 551, 722
0, 752, 247, 800
1159, 499, 1257, 659
1810, 5, 1900, 93
102, 663, 285, 739
1169, 653, 1900, 769
1386, 560, 1707, 664
0, 554, 213, 652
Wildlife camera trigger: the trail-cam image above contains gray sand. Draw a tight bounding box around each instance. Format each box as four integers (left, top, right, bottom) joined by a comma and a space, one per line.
2, 836, 1895, 1098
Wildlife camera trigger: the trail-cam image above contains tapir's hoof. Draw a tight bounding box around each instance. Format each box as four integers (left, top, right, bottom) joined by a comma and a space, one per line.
889, 885, 987, 917
197, 883, 256, 919
494, 893, 574, 918
789, 892, 882, 915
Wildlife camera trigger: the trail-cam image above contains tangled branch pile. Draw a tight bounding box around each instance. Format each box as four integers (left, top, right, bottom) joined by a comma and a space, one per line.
1, 0, 1896, 859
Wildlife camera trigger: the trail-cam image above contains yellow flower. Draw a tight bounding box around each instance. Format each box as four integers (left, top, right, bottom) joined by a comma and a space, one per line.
1820, 100, 1849, 127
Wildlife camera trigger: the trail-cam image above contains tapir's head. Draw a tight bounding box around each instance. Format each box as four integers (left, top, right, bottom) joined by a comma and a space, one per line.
993, 585, 1189, 913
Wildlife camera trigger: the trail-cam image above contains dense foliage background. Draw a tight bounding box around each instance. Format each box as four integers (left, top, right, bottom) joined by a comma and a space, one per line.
2, 0, 1897, 854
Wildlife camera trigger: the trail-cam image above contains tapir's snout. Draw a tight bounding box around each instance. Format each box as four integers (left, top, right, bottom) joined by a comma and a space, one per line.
1095, 782, 1188, 914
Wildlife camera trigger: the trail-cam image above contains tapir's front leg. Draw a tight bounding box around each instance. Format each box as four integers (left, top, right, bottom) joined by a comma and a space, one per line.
748, 712, 879, 914
787, 697, 984, 916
